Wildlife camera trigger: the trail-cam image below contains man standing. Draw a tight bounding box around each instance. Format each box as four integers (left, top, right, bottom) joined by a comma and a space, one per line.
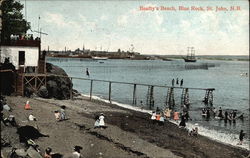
86, 68, 90, 77
180, 79, 183, 86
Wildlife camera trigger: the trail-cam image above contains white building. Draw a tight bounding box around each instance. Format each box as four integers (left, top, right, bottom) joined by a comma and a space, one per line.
0, 39, 42, 73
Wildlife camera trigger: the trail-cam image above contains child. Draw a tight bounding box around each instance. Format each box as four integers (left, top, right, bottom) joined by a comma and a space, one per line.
60, 106, 66, 120
73, 146, 83, 158
44, 147, 52, 158
99, 113, 105, 128
94, 115, 100, 128
54, 111, 60, 121
237, 130, 245, 145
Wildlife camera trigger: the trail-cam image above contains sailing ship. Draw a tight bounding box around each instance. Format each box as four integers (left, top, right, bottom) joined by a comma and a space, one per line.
183, 47, 196, 62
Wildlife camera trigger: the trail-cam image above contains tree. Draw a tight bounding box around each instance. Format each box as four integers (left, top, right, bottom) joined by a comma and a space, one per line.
0, 0, 30, 42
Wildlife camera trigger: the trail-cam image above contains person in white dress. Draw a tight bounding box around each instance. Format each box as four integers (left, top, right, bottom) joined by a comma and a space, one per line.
99, 113, 105, 128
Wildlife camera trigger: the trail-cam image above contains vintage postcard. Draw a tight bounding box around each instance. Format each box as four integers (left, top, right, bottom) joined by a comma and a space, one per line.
0, 0, 249, 157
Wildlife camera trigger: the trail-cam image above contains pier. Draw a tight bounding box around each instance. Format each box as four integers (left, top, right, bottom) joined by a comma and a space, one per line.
27, 74, 214, 109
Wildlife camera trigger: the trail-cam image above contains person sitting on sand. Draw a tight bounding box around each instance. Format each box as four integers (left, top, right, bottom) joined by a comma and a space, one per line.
73, 146, 83, 158
151, 111, 156, 120
179, 114, 186, 128
189, 127, 198, 136
60, 106, 67, 121
99, 113, 105, 128
164, 108, 172, 119
159, 113, 165, 126
173, 111, 179, 122
28, 114, 37, 121
54, 111, 61, 121
155, 112, 161, 121
44, 147, 52, 158
237, 130, 245, 145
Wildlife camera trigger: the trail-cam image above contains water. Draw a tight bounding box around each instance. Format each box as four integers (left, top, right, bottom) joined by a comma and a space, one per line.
47, 57, 249, 149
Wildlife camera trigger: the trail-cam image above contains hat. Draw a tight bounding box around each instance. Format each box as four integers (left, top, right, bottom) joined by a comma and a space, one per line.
74, 146, 83, 151
45, 147, 52, 154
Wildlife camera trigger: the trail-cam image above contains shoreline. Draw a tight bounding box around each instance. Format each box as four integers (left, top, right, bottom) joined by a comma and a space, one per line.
82, 94, 250, 151
1, 95, 249, 158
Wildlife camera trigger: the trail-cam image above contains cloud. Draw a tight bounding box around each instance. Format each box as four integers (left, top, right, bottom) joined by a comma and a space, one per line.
100, 15, 108, 21
117, 15, 128, 27
44, 12, 67, 27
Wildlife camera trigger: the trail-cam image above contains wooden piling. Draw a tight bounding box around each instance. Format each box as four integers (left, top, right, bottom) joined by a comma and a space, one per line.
90, 80, 93, 100
132, 84, 137, 105
109, 82, 112, 102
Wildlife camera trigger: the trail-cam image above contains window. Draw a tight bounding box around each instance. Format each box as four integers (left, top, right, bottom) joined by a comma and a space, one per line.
19, 51, 25, 65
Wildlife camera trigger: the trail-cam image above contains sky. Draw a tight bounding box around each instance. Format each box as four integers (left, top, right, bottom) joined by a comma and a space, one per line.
21, 0, 249, 55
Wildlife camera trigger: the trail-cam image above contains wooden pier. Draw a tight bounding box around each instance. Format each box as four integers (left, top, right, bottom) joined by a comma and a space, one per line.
46, 74, 215, 109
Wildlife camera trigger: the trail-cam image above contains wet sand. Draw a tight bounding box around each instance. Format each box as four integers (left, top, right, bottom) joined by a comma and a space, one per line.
1, 96, 249, 158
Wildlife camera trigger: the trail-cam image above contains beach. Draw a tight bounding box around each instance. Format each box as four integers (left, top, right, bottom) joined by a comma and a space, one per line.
1, 95, 249, 158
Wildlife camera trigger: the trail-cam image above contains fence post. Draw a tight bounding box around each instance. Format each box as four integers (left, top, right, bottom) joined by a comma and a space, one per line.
109, 82, 112, 102
90, 80, 93, 100
70, 77, 73, 100
132, 84, 137, 105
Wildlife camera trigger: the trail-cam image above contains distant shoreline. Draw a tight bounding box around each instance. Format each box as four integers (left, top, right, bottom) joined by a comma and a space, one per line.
46, 55, 249, 62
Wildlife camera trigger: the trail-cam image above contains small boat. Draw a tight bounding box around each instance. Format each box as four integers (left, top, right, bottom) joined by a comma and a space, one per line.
183, 47, 196, 62
92, 56, 108, 60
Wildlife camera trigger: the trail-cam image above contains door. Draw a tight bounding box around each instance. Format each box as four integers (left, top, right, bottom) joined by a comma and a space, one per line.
19, 51, 25, 65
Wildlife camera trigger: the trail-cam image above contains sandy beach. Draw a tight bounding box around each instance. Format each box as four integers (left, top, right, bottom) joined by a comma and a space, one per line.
1, 95, 249, 158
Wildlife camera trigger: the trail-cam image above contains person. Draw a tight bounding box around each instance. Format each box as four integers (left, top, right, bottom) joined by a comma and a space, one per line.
151, 111, 156, 123
179, 114, 186, 127
99, 113, 105, 128
140, 100, 143, 106
206, 109, 210, 119
176, 78, 179, 85
156, 107, 160, 114
201, 108, 206, 117
224, 111, 228, 123
54, 111, 61, 121
218, 107, 223, 118
180, 79, 183, 87
189, 127, 198, 136
86, 68, 90, 77
60, 106, 67, 121
238, 113, 244, 120
212, 107, 217, 116
159, 113, 165, 126
164, 108, 172, 119
172, 79, 175, 86
155, 112, 161, 121
28, 114, 37, 121
173, 111, 179, 122
72, 146, 83, 158
228, 112, 233, 124
237, 130, 245, 145
232, 110, 237, 120
183, 111, 191, 121
94, 115, 100, 128
44, 147, 52, 158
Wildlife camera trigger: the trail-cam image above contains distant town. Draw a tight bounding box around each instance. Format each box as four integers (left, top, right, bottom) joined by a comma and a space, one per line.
46, 47, 170, 60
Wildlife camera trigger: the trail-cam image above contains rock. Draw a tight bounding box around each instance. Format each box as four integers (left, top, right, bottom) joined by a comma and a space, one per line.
37, 86, 48, 98
3, 104, 11, 111
45, 63, 73, 100
15, 149, 27, 157
26, 146, 43, 158
17, 125, 49, 142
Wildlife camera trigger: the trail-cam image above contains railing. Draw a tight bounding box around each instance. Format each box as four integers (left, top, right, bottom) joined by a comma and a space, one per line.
47, 74, 215, 109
